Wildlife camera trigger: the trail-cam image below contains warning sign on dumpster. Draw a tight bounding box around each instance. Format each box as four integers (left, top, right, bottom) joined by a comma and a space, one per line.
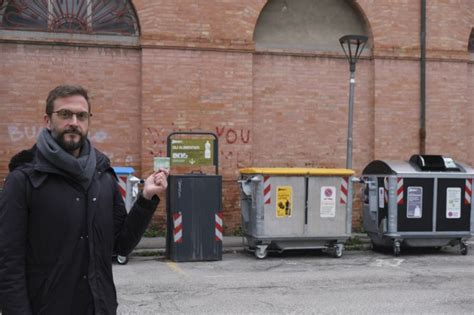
320, 186, 336, 218
446, 187, 461, 219
276, 186, 292, 218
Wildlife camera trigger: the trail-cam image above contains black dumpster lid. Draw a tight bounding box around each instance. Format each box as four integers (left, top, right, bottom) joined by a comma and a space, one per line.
362, 155, 474, 176
409, 155, 460, 172
362, 160, 396, 175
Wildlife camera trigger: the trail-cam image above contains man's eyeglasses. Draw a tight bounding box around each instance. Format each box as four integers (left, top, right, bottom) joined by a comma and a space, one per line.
50, 109, 92, 121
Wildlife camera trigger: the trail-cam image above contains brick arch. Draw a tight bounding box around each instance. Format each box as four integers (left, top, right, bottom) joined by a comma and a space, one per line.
253, 0, 373, 53
0, 0, 139, 35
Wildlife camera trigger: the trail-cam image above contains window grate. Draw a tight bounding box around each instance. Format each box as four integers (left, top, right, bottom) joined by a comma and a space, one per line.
0, 0, 138, 35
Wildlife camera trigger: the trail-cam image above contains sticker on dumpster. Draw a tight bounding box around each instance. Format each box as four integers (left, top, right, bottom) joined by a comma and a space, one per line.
407, 186, 422, 218
446, 187, 461, 219
276, 186, 292, 218
320, 186, 336, 218
170, 139, 214, 166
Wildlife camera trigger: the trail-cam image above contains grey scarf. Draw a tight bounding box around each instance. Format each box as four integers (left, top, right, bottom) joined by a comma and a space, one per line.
36, 128, 96, 190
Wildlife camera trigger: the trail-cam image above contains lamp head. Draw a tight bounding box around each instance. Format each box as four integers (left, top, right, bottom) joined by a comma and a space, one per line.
339, 35, 368, 72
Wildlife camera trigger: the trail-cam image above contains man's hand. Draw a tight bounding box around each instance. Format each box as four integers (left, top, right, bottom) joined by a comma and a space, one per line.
142, 168, 169, 200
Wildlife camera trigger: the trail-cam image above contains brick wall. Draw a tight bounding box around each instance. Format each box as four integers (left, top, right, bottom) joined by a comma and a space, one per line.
140, 48, 254, 232
1, 0, 473, 234
0, 43, 141, 175
426, 61, 471, 161
373, 58, 420, 159
252, 54, 373, 170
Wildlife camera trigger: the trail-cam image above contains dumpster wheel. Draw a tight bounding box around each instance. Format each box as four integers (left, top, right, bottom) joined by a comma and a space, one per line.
393, 241, 401, 257
116, 255, 129, 265
334, 244, 343, 258
255, 245, 268, 259
460, 242, 468, 256
371, 241, 380, 252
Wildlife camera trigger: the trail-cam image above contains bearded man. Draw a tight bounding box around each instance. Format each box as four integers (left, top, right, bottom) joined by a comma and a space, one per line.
0, 85, 168, 314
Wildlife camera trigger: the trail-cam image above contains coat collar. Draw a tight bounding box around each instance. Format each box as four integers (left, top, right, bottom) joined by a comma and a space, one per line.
9, 144, 114, 189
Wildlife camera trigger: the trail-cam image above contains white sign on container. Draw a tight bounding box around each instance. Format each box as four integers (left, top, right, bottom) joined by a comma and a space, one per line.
446, 187, 461, 219
320, 186, 336, 218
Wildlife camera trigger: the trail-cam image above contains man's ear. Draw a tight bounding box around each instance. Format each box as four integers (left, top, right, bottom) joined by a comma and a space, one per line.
43, 114, 52, 130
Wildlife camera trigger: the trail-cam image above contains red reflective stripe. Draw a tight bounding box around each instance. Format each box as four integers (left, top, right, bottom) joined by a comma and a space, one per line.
264, 185, 271, 195
215, 212, 223, 241
118, 185, 126, 199
173, 213, 183, 243
340, 185, 348, 196
397, 186, 404, 196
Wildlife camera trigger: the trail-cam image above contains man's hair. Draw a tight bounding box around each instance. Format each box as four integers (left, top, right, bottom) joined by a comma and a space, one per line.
45, 85, 91, 114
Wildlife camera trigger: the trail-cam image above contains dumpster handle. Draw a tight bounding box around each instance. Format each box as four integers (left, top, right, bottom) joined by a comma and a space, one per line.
166, 131, 219, 175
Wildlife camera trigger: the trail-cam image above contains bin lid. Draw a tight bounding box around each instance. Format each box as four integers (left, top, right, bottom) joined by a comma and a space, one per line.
112, 166, 135, 175
362, 159, 474, 177
239, 168, 354, 176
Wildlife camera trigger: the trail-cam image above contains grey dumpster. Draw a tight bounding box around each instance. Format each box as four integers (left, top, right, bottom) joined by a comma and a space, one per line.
362, 155, 474, 256
113, 167, 141, 212
113, 166, 141, 265
239, 167, 354, 259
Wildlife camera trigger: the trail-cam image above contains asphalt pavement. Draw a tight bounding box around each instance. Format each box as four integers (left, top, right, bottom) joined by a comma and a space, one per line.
116, 242, 474, 314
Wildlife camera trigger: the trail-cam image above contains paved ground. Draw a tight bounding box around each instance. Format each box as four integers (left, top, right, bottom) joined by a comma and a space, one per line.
114, 239, 474, 314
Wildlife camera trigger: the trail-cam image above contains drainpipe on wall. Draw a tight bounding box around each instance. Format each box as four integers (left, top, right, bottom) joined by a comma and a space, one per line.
419, 0, 426, 154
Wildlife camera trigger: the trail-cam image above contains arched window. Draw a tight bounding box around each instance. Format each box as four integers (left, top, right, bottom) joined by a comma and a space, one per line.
254, 0, 371, 53
0, 0, 138, 36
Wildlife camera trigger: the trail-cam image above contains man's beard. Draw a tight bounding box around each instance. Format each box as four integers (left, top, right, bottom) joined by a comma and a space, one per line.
53, 127, 87, 153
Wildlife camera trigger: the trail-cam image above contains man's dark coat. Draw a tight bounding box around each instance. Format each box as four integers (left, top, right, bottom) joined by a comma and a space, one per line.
0, 146, 159, 314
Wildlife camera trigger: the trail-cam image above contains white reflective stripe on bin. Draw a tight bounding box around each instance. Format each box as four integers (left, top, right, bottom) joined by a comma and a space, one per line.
465, 179, 472, 205
173, 212, 183, 243
397, 178, 404, 205
215, 212, 223, 241
340, 177, 348, 204
118, 175, 127, 203
264, 176, 271, 205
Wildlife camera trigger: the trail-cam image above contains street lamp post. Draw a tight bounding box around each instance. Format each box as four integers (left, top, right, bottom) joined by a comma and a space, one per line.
339, 34, 368, 235
339, 34, 368, 170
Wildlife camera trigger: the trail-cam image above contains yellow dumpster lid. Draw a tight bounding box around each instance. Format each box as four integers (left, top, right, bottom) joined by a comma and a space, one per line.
239, 168, 354, 176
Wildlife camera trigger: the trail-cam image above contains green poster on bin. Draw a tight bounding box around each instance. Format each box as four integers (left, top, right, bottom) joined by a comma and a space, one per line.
170, 139, 214, 166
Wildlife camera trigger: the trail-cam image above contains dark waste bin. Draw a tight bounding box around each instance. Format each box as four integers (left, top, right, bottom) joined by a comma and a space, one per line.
166, 132, 223, 262
166, 174, 222, 262
362, 155, 474, 256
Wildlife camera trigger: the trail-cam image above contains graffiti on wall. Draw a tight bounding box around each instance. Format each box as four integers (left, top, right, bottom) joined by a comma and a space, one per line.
215, 127, 250, 144
7, 124, 109, 143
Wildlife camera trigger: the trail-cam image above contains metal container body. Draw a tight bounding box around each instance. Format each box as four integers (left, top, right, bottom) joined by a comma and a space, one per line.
362, 158, 474, 250
307, 176, 349, 237
239, 168, 353, 253
167, 175, 223, 262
